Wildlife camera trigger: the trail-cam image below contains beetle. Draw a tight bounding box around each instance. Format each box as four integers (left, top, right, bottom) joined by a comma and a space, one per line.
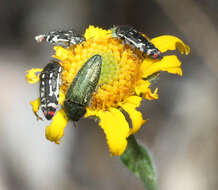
112, 25, 162, 59
35, 29, 85, 47
64, 54, 102, 121
40, 61, 63, 120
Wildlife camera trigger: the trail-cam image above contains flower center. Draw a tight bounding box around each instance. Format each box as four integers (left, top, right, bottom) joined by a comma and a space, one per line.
54, 34, 143, 111
99, 52, 119, 85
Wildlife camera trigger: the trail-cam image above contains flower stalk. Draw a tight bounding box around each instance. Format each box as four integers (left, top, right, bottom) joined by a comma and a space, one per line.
120, 135, 158, 190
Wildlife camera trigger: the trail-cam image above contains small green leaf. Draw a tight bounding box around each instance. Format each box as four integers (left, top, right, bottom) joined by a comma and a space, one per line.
143, 72, 160, 83
120, 135, 158, 190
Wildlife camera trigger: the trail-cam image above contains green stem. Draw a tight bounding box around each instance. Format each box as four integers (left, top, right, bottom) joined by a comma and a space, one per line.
120, 135, 158, 190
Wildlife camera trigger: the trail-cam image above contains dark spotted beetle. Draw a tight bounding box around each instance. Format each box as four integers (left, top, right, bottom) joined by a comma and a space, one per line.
40, 61, 63, 120
112, 25, 162, 59
35, 29, 85, 47
64, 54, 102, 121
37, 29, 86, 120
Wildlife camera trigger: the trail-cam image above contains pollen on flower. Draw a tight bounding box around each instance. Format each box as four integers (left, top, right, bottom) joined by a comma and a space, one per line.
84, 25, 112, 40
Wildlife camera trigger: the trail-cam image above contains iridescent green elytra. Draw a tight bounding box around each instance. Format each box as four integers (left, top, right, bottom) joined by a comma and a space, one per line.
64, 55, 102, 121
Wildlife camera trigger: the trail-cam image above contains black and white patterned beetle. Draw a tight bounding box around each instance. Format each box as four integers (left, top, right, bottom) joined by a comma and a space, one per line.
35, 29, 85, 47
40, 61, 63, 120
112, 26, 162, 59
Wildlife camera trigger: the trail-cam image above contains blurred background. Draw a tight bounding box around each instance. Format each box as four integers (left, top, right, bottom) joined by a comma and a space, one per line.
0, 0, 217, 189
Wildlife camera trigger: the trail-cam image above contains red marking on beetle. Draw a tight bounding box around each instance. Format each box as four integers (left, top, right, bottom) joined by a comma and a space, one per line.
44, 111, 47, 115
39, 35, 45, 41
153, 53, 159, 58
48, 111, 55, 116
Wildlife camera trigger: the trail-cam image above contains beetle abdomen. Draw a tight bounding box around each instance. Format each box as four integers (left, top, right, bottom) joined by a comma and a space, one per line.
40, 61, 62, 120
64, 55, 102, 121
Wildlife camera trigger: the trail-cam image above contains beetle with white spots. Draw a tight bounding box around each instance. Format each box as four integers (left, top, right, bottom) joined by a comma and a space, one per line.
35, 29, 85, 47
112, 25, 163, 59
39, 61, 63, 120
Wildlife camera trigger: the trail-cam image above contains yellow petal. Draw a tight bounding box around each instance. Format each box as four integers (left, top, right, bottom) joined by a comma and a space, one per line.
120, 96, 146, 135
58, 91, 65, 105
135, 80, 151, 95
151, 35, 190, 55
135, 80, 159, 100
96, 108, 129, 156
123, 96, 142, 107
45, 109, 69, 144
25, 68, 42, 84
30, 98, 42, 120
84, 108, 98, 118
141, 55, 183, 79
143, 88, 159, 100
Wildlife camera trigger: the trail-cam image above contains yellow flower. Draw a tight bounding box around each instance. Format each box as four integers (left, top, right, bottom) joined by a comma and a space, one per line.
26, 26, 190, 156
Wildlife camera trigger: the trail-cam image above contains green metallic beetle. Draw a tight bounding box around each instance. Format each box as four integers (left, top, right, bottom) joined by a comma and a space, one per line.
64, 54, 102, 121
